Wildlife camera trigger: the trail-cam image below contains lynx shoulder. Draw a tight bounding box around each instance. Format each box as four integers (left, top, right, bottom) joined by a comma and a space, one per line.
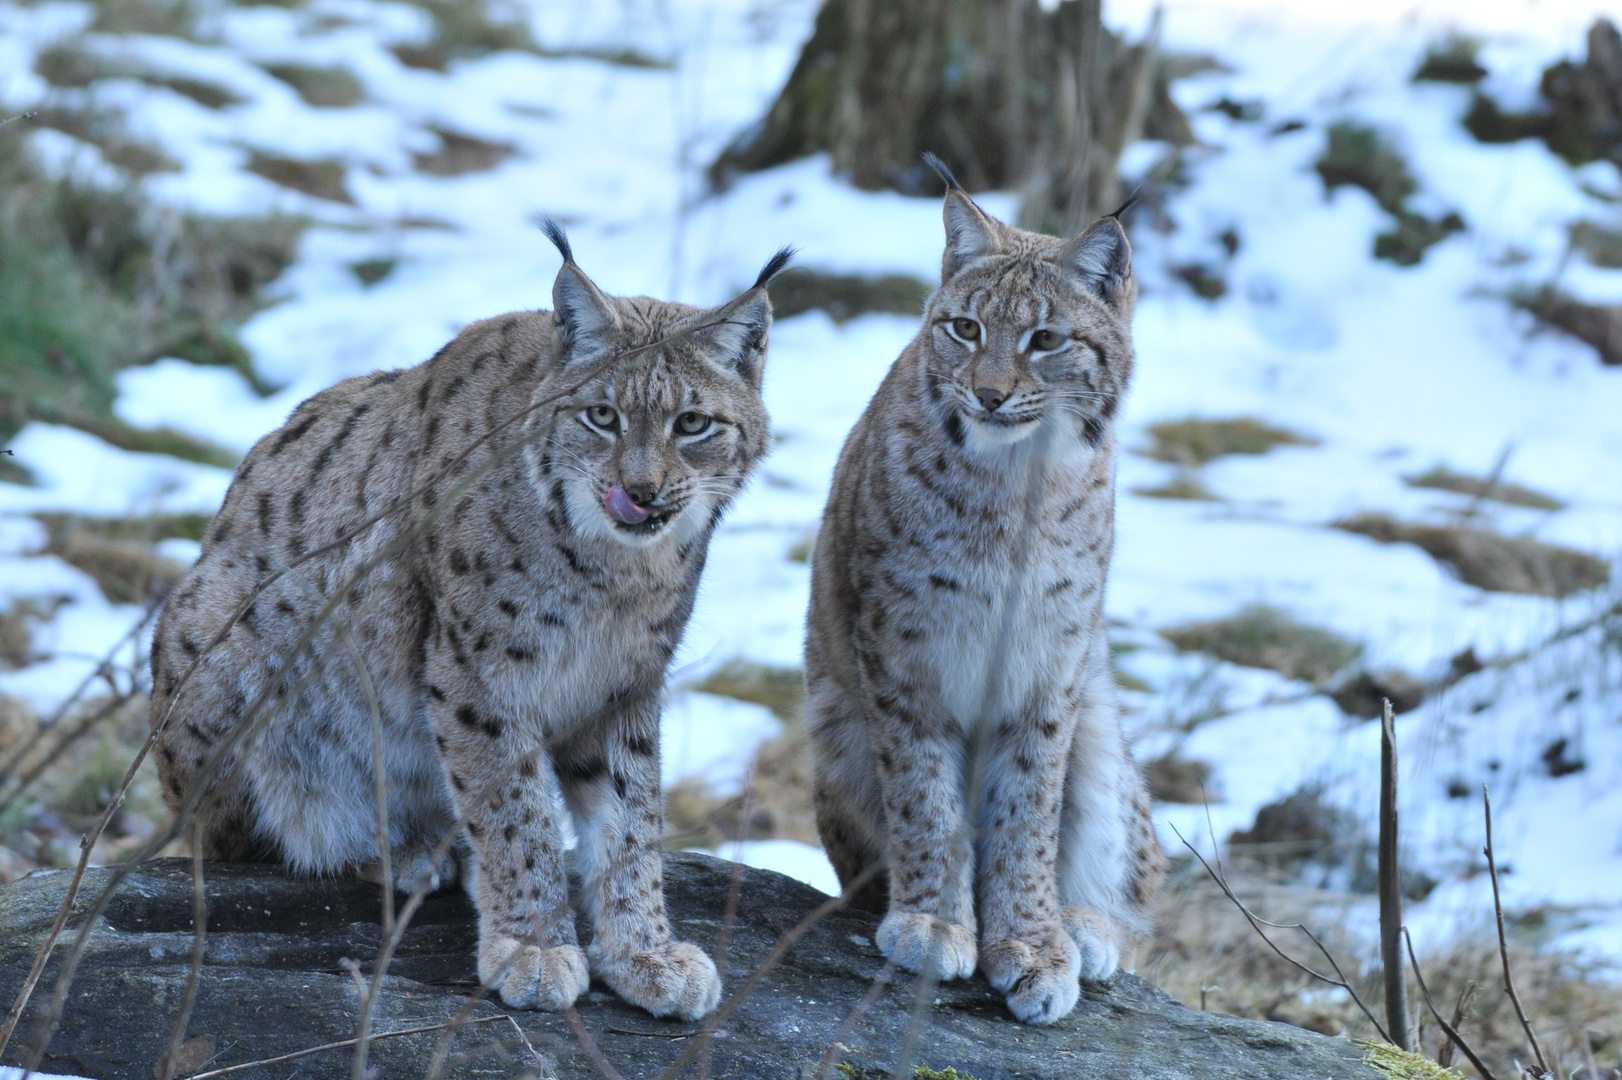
150, 226, 791, 1020
804, 161, 1164, 1026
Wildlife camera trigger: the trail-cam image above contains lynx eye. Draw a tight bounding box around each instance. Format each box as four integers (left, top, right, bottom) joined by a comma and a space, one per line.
1030, 328, 1063, 351
951, 317, 982, 342
586, 404, 619, 430
675, 411, 711, 436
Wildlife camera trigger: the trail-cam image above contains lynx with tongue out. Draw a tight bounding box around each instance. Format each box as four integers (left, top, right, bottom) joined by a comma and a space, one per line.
149, 219, 789, 1025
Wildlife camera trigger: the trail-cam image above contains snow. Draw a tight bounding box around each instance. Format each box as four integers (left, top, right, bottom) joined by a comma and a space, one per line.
0, 1069, 102, 1080
2, 0, 1619, 954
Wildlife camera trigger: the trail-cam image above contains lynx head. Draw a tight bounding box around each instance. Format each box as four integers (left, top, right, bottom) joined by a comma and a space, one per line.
534, 220, 790, 548
921, 154, 1136, 454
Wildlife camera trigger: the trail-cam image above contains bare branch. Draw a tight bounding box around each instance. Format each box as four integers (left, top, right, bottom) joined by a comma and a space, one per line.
565, 1006, 628, 1080
1171, 822, 1392, 1043
696, 781, 754, 1080
811, 956, 899, 1080
1402, 927, 1500, 1080
1484, 785, 1550, 1078
179, 1015, 510, 1079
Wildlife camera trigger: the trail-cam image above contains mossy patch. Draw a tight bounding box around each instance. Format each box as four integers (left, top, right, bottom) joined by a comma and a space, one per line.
1335, 512, 1610, 597
1162, 604, 1360, 684
350, 257, 397, 287
1140, 417, 1317, 467
766, 268, 933, 323
262, 63, 365, 108
1172, 262, 1227, 300
1404, 465, 1564, 510
838, 1064, 982, 1080
1412, 35, 1486, 83
1316, 122, 1465, 264
1360, 1039, 1464, 1079
693, 659, 804, 720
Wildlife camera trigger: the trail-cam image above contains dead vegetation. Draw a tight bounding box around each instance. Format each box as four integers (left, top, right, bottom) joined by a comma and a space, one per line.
1330, 670, 1428, 720
1161, 604, 1361, 685
1335, 512, 1611, 598
1413, 35, 1487, 84
33, 512, 203, 605
1131, 471, 1218, 501
35, 44, 244, 109
412, 128, 516, 177
246, 151, 352, 203
665, 660, 817, 849
1141, 416, 1317, 467
1141, 857, 1622, 1076
1514, 287, 1622, 368
765, 268, 934, 323
1404, 466, 1564, 510
261, 63, 365, 109
1465, 18, 1622, 169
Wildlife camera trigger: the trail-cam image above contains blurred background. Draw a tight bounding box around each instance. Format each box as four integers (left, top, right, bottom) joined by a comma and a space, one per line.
0, 0, 1618, 1072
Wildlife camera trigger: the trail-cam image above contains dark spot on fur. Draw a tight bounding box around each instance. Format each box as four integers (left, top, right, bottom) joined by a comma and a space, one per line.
944, 410, 965, 447
454, 704, 502, 738
270, 412, 319, 456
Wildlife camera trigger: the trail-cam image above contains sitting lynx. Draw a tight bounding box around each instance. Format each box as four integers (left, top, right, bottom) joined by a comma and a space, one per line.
804, 158, 1164, 1026
149, 224, 789, 1019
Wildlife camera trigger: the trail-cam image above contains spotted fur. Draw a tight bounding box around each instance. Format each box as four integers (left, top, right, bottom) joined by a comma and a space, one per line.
804, 170, 1165, 1026
150, 231, 787, 1020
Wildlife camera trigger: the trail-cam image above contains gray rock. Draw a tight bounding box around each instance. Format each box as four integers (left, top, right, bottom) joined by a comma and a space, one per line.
0, 853, 1379, 1079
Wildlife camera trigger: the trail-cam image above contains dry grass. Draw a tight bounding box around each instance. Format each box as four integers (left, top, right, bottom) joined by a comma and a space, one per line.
412, 128, 516, 176
1162, 604, 1361, 684
1142, 752, 1216, 804
262, 63, 365, 109
1142, 857, 1622, 1077
1413, 35, 1487, 84
1335, 512, 1611, 598
34, 513, 200, 605
36, 44, 243, 108
1330, 670, 1428, 719
246, 151, 352, 203
1404, 466, 1564, 511
1132, 471, 1218, 501
1515, 287, 1622, 368
1141, 417, 1317, 467
1569, 220, 1622, 269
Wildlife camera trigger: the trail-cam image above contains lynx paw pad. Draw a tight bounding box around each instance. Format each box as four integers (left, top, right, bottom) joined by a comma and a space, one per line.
595, 940, 720, 1021
477, 937, 589, 1011
875, 912, 976, 981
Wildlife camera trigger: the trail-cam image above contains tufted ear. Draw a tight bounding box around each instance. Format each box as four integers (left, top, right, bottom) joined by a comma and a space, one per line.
1059, 215, 1133, 308
925, 152, 1004, 281
697, 288, 773, 387
539, 217, 621, 363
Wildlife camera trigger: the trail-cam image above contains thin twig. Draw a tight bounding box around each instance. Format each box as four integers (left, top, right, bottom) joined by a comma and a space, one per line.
155, 822, 209, 1080
652, 861, 884, 1080
1172, 822, 1391, 1043
1402, 927, 1500, 1080
1485, 785, 1550, 1078
1378, 698, 1411, 1050
1438, 981, 1478, 1069
179, 1015, 509, 1079
810, 956, 899, 1080
696, 780, 754, 1080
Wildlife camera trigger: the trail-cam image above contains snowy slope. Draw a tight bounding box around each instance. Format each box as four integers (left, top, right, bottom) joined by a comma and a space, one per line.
0, 0, 1618, 965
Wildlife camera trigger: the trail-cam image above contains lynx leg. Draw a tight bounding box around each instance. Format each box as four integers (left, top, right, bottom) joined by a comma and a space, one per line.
560, 694, 720, 1022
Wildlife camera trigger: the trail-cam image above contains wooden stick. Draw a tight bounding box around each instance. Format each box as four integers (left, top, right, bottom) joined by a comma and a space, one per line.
1402, 928, 1499, 1080
183, 1015, 508, 1079
1484, 785, 1550, 1078
1379, 698, 1411, 1050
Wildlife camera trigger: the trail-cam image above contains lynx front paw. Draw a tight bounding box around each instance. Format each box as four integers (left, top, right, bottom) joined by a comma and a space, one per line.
1061, 905, 1122, 982
980, 925, 1081, 1026
875, 911, 976, 980
477, 936, 590, 1010
594, 940, 721, 1021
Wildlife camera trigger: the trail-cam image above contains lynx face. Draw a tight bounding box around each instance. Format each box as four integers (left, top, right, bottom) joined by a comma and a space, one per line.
925, 195, 1137, 453
538, 265, 774, 550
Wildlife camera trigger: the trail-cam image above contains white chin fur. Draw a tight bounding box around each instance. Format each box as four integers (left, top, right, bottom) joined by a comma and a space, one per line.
964, 412, 1042, 449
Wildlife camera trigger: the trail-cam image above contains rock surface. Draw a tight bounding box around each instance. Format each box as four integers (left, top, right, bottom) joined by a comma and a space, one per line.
0, 854, 1380, 1079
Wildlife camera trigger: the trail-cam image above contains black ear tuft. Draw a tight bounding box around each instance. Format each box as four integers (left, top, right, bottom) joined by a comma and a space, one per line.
1108, 182, 1147, 222
922, 151, 962, 192
535, 215, 574, 264
753, 246, 796, 290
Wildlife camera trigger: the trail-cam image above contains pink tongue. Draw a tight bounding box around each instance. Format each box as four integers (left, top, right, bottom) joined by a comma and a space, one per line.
603, 485, 651, 525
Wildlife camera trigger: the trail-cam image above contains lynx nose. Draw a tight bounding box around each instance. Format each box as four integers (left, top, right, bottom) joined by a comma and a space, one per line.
974, 386, 1006, 412
621, 481, 660, 507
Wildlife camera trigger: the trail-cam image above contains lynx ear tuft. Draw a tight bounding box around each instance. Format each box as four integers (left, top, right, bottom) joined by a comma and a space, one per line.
536, 215, 574, 265
922, 151, 963, 192
753, 246, 795, 291
941, 189, 1003, 280
551, 260, 619, 362
1060, 216, 1133, 307
700, 288, 773, 385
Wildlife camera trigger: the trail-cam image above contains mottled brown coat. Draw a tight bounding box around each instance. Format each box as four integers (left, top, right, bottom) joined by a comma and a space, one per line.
805, 168, 1164, 1026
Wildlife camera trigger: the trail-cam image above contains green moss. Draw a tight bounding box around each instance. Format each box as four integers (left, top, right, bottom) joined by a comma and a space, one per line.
1375, 210, 1465, 266
1141, 417, 1317, 467
1172, 262, 1227, 300
838, 1065, 983, 1080
1162, 605, 1361, 684
1316, 122, 1415, 215
1359, 1039, 1464, 1079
